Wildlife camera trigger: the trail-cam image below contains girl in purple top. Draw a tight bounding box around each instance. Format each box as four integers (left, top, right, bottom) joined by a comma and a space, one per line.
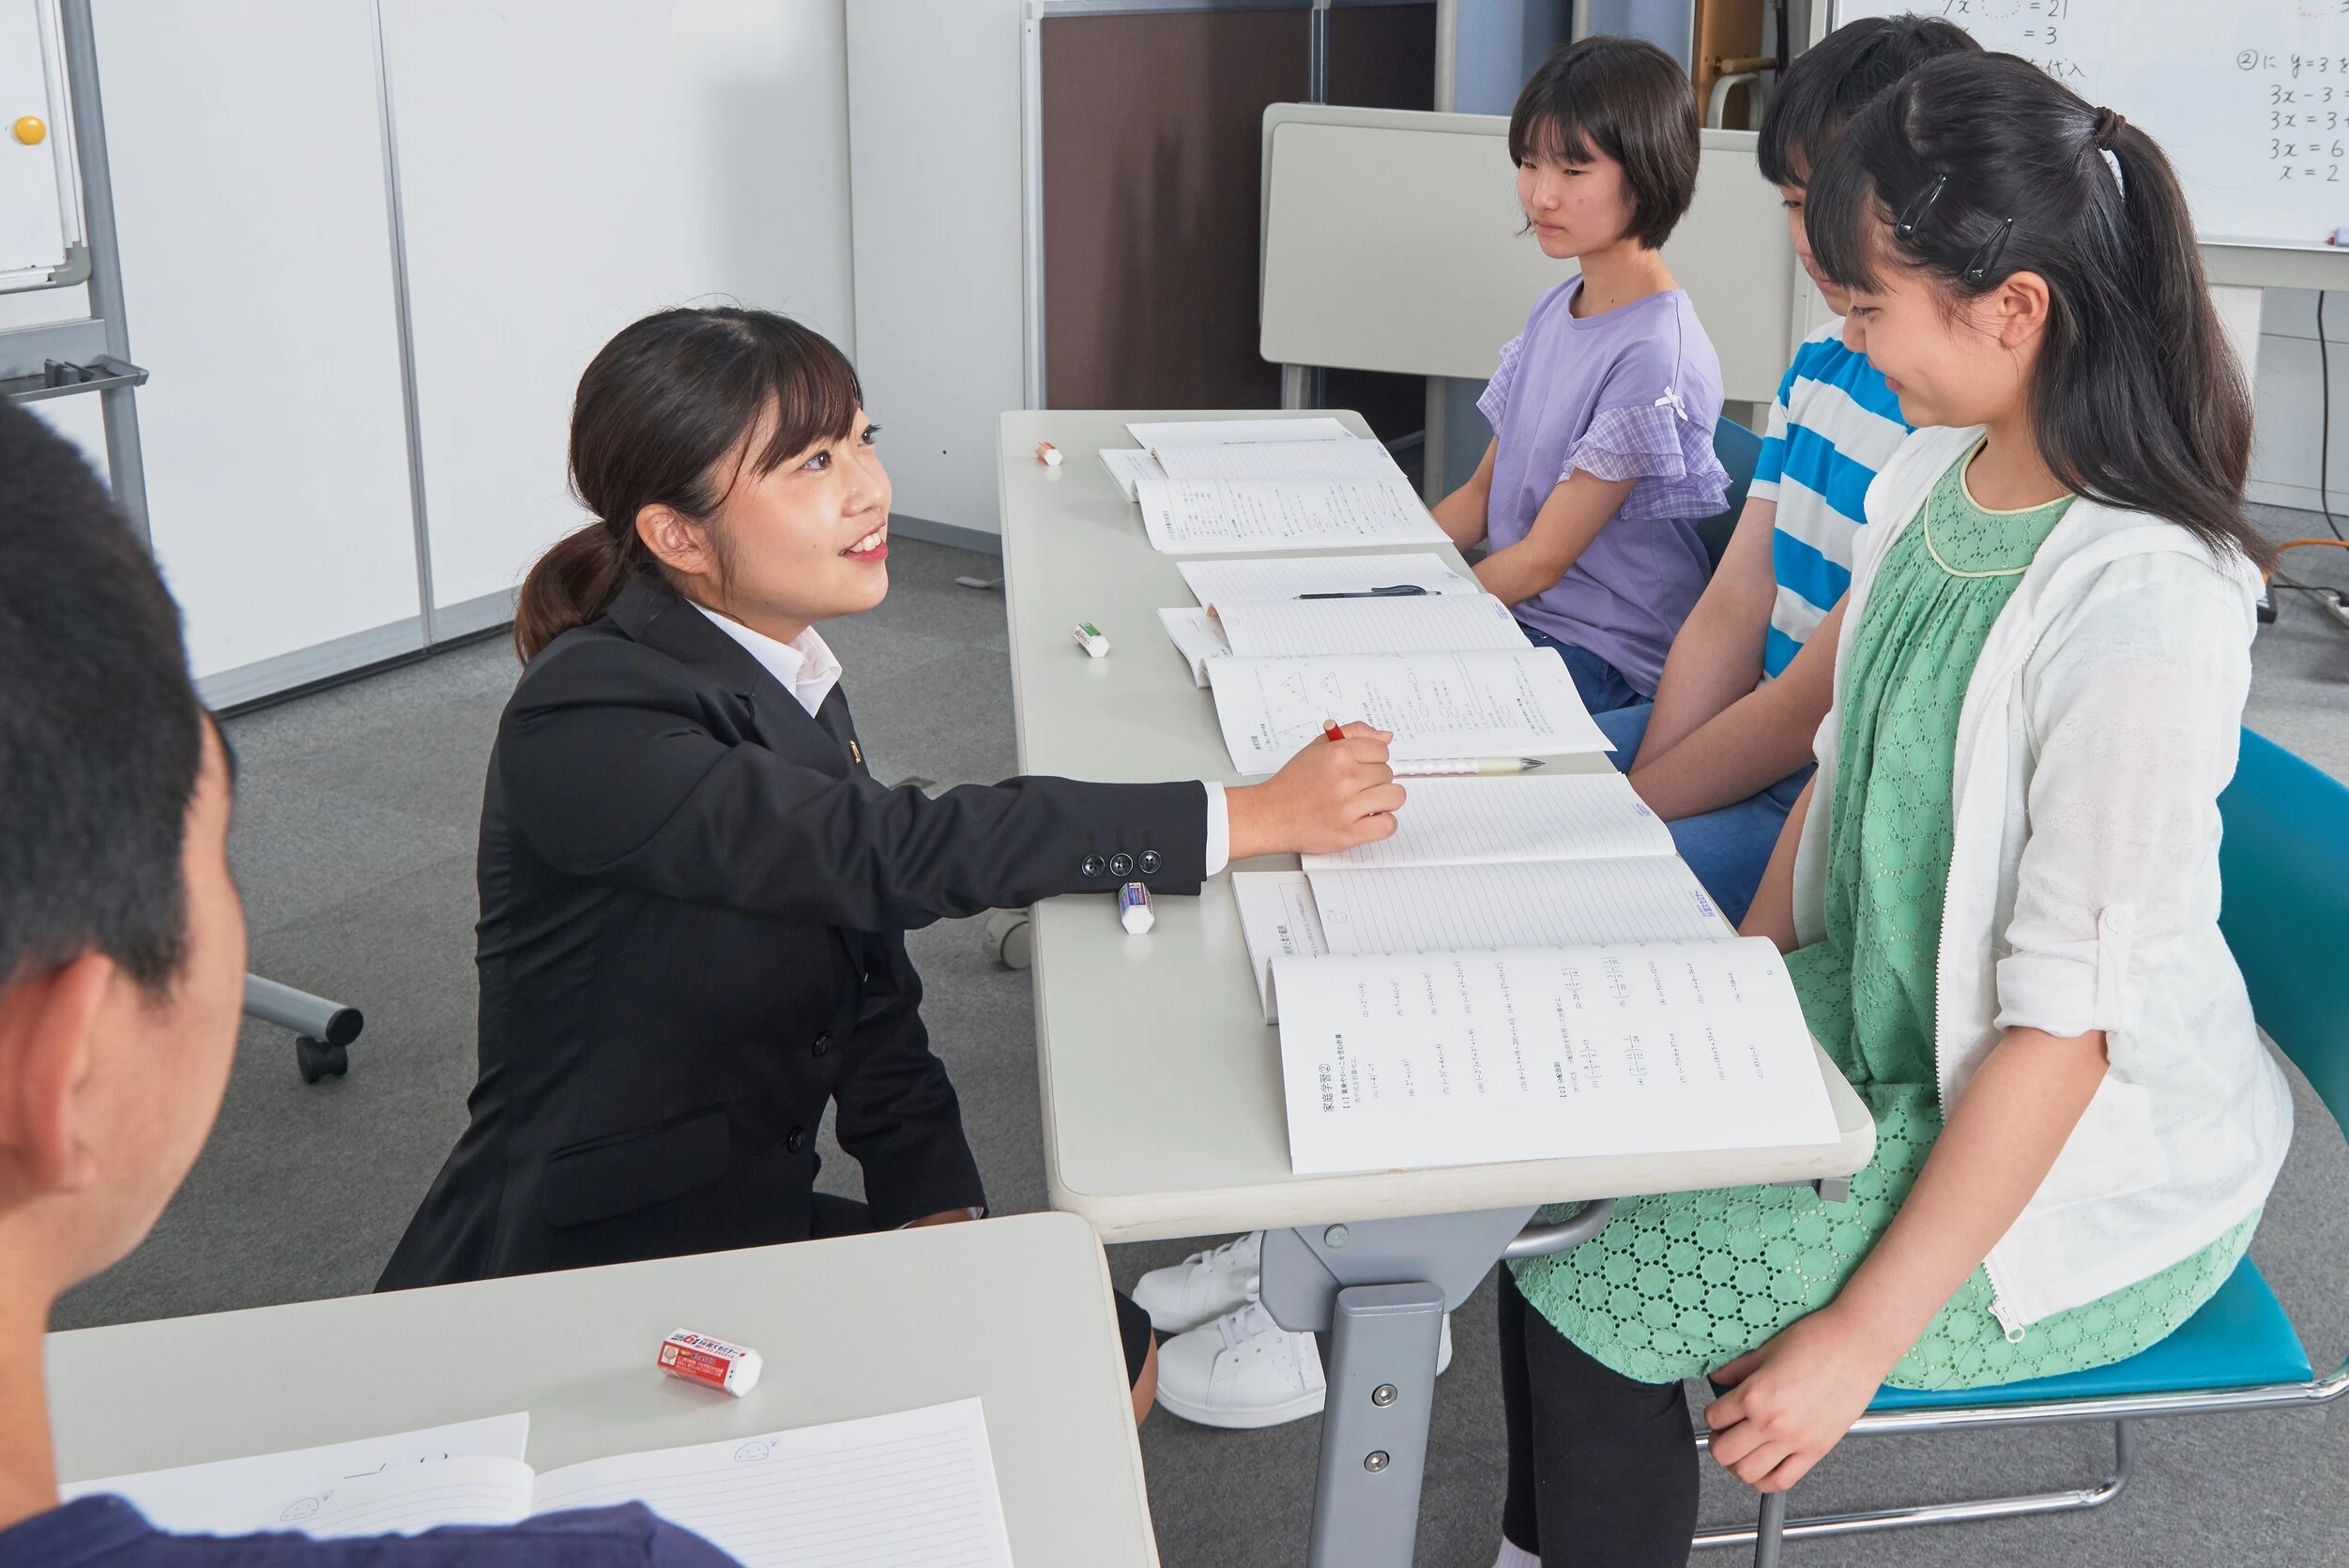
1433, 37, 1730, 714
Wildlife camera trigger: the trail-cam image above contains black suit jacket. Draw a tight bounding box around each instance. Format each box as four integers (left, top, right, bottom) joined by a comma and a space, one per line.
378, 574, 1207, 1287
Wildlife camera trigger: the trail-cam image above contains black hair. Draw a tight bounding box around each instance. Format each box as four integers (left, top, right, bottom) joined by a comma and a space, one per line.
1808, 52, 2263, 564
514, 307, 864, 662
1508, 36, 1700, 251
0, 398, 205, 994
1757, 13, 1979, 188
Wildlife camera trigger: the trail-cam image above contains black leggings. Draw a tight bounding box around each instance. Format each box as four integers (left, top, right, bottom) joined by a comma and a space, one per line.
1498, 1268, 1700, 1567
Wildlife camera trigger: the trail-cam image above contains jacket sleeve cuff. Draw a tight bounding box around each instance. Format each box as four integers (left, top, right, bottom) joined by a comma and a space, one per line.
862, 1146, 988, 1231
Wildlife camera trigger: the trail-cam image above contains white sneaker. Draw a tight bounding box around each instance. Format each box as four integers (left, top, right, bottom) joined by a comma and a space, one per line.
1132, 1231, 1264, 1334
1152, 1302, 1454, 1430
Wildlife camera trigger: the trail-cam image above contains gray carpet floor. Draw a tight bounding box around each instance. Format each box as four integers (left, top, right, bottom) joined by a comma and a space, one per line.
58, 518, 2349, 1568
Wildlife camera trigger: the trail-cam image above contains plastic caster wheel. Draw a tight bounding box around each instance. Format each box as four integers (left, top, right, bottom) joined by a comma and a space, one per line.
981, 908, 1034, 970
296, 1035, 348, 1083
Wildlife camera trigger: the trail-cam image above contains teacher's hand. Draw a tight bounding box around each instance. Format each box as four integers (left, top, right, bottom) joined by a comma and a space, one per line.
1226, 723, 1405, 860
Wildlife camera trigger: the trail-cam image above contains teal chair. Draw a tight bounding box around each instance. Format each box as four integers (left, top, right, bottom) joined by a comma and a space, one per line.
1699, 727, 2349, 1565
1693, 417, 1765, 571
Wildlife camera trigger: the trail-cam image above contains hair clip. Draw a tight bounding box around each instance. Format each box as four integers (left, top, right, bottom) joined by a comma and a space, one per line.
1961, 217, 2015, 286
1894, 174, 1947, 241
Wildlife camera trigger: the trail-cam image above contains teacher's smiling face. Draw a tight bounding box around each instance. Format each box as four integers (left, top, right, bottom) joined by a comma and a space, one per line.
635, 403, 893, 643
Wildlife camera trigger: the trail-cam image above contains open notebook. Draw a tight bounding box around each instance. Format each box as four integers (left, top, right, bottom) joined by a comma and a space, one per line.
64, 1401, 1013, 1568
1155, 595, 1528, 686
1136, 476, 1446, 555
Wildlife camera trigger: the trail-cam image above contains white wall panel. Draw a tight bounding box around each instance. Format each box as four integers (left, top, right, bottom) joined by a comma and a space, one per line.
845, 0, 1025, 539
383, 0, 857, 613
91, 0, 420, 690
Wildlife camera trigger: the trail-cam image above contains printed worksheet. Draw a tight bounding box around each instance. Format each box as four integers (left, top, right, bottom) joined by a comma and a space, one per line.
1210, 594, 1530, 659
1127, 416, 1352, 448
1136, 477, 1448, 555
1150, 437, 1405, 483
1274, 939, 1840, 1175
1231, 869, 1332, 1020
1303, 773, 1675, 871
1156, 605, 1229, 685
1304, 859, 1724, 953
1178, 553, 1475, 606
1098, 447, 1165, 501
1204, 648, 1609, 774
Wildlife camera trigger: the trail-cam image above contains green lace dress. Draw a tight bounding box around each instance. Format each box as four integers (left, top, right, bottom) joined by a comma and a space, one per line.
1510, 445, 2258, 1391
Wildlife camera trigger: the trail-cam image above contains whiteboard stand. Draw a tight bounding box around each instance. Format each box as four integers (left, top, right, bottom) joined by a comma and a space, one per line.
0, 3, 368, 1088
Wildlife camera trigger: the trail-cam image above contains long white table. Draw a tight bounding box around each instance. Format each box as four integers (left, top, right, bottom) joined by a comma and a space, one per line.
998, 407, 1875, 1568
46, 1211, 1156, 1567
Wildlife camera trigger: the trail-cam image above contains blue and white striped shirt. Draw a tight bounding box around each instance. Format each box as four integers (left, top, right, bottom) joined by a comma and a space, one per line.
1746, 323, 1912, 678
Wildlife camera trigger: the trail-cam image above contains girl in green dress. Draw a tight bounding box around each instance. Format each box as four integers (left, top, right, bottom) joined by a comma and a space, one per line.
1494, 53, 2292, 1568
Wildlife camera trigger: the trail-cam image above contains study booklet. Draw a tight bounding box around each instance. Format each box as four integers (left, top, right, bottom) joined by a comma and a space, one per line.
1126, 415, 1352, 448
1136, 476, 1448, 555
64, 1401, 1014, 1568
1301, 772, 1672, 871
1176, 552, 1476, 606
1148, 437, 1407, 483
1204, 647, 1610, 774
1273, 939, 1841, 1176
1154, 595, 1529, 686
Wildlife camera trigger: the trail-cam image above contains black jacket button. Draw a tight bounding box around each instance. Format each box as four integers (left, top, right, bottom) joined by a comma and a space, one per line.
1139, 850, 1161, 875
1080, 854, 1106, 877
810, 1031, 831, 1058
786, 1126, 810, 1154
1108, 852, 1134, 878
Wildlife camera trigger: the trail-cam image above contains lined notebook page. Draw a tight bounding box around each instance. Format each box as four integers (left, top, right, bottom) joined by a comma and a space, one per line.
529, 1399, 1013, 1568
1303, 773, 1676, 871
1212, 595, 1530, 658
62, 1413, 534, 1537
1151, 438, 1405, 483
1179, 553, 1473, 605
1136, 477, 1447, 555
1098, 448, 1164, 501
1127, 416, 1350, 447
1304, 860, 1723, 953
1205, 649, 1609, 774
1231, 870, 1331, 1020
1273, 939, 1840, 1176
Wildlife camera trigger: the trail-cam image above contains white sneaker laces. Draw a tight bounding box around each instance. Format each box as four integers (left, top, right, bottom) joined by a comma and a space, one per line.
1216, 1301, 1287, 1355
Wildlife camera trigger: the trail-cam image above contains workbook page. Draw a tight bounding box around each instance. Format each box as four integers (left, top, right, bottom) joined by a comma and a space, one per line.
1156, 605, 1228, 685
1151, 437, 1405, 483
1232, 869, 1331, 1020
62, 1413, 534, 1537
1127, 416, 1351, 447
1098, 447, 1164, 500
1178, 553, 1474, 605
1274, 939, 1840, 1175
1305, 859, 1723, 952
1303, 773, 1676, 870
1136, 477, 1448, 554
529, 1399, 1013, 1568
1205, 649, 1610, 774
1212, 595, 1530, 659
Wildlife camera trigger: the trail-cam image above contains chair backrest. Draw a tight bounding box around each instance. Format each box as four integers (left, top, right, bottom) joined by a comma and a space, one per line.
2217, 727, 2349, 1136
1692, 417, 1764, 571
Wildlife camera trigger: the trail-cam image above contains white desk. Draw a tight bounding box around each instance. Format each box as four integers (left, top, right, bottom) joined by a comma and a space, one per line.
999, 407, 1874, 1568
46, 1212, 1156, 1568
998, 407, 1875, 1244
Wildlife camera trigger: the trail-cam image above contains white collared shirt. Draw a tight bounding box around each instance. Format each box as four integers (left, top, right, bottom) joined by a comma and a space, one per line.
693, 601, 1228, 872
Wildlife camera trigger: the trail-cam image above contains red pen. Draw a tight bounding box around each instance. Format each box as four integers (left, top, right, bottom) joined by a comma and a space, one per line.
1321, 719, 1347, 743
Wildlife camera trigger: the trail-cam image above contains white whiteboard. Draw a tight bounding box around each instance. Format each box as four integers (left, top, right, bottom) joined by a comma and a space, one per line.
0, 0, 79, 291
1837, 0, 2349, 250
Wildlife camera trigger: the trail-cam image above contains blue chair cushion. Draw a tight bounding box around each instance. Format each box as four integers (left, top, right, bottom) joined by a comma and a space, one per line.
1865, 1257, 2311, 1412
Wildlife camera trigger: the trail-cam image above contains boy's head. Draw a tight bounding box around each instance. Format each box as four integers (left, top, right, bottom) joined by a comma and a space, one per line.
1757, 14, 1979, 312
0, 399, 245, 1299
1509, 36, 1701, 256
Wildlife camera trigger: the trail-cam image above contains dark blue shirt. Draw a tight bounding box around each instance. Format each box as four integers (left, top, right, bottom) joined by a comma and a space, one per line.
0, 1497, 739, 1566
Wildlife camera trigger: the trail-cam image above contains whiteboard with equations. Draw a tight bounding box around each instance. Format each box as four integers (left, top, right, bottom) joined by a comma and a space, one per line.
1835, 1, 2349, 251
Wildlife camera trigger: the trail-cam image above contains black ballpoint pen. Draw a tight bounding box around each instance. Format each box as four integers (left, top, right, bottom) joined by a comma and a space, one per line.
1295, 585, 1430, 600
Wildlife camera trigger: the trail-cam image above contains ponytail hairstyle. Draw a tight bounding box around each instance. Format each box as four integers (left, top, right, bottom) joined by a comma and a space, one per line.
1806, 52, 2265, 565
512, 307, 865, 663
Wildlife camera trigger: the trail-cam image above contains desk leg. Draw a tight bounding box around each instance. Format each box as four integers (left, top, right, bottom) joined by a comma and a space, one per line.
1307, 1282, 1446, 1568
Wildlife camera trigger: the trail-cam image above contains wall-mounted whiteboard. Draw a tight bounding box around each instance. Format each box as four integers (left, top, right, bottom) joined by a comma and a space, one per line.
1835, 1, 2349, 251
0, 0, 81, 291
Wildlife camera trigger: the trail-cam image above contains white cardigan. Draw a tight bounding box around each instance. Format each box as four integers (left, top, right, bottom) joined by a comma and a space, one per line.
1794, 425, 2293, 1332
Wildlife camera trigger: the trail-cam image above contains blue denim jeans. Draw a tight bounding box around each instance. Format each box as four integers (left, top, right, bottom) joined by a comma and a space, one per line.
1593, 701, 1811, 927
1518, 625, 1644, 715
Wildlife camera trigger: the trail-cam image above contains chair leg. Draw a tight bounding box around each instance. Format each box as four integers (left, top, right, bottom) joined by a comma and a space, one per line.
1696, 1420, 2138, 1551
1750, 1491, 1787, 1568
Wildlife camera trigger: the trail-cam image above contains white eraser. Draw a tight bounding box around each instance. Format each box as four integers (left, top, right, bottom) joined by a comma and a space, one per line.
1119, 881, 1154, 935
1074, 622, 1110, 658
1035, 440, 1063, 466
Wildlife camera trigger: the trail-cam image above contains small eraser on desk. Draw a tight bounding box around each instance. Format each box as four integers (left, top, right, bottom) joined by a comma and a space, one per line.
1119, 881, 1155, 935
1035, 440, 1063, 465
1074, 621, 1110, 658
658, 1329, 762, 1396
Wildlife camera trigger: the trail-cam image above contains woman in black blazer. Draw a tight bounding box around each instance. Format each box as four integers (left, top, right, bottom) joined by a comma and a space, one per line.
378, 309, 1401, 1411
